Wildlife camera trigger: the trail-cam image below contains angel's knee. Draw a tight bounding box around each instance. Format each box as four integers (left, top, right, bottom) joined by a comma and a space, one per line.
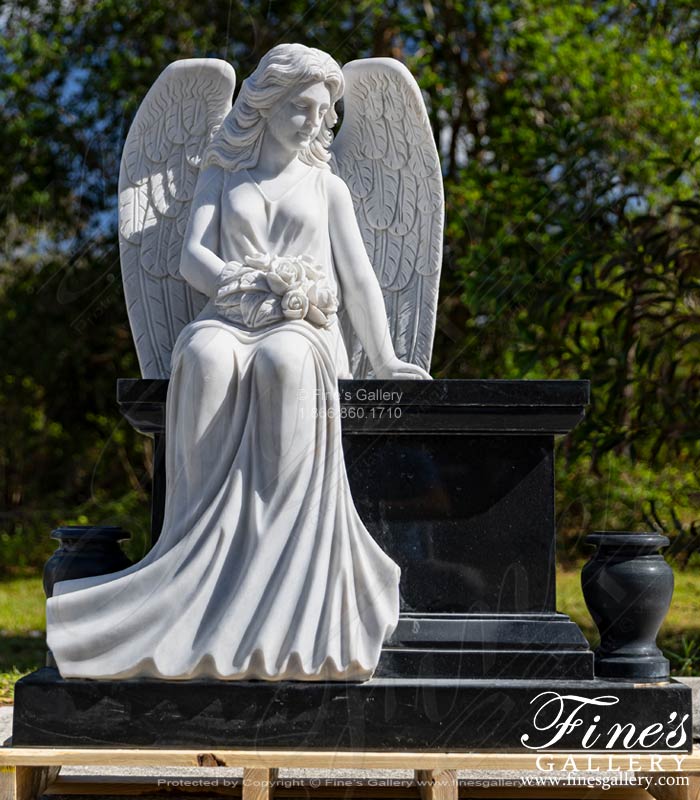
179, 329, 237, 385
254, 335, 315, 391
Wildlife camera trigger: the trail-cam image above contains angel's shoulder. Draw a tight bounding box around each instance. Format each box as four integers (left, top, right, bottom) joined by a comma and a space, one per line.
323, 170, 353, 206
198, 163, 227, 183
193, 163, 228, 201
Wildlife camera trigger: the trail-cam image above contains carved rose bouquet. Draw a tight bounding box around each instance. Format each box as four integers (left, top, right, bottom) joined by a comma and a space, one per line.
215, 253, 339, 329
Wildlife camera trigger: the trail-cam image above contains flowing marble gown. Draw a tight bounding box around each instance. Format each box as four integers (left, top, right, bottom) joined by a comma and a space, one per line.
47, 166, 401, 681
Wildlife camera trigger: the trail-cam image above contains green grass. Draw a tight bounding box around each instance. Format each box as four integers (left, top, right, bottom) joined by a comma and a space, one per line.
0, 577, 46, 704
0, 668, 26, 704
557, 565, 700, 675
0, 568, 698, 704
0, 577, 45, 632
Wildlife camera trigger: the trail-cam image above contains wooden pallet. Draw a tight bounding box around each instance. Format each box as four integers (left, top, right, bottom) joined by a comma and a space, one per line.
2, 747, 699, 800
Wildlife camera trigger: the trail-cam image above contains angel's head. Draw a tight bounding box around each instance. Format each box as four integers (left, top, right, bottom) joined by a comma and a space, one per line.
204, 44, 344, 171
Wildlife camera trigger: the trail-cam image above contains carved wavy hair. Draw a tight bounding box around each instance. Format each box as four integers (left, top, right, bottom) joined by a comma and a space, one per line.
203, 44, 344, 171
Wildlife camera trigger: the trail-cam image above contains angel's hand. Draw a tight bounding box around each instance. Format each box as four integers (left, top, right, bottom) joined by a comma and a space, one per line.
374, 356, 432, 380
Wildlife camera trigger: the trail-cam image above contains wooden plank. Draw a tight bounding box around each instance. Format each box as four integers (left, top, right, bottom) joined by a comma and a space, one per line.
242, 768, 277, 800
647, 775, 700, 800
45, 775, 243, 797
0, 767, 14, 800
415, 769, 457, 800
460, 787, 650, 800
1, 748, 699, 772
44, 775, 409, 797
17, 767, 61, 800
1, 765, 61, 800
41, 775, 655, 799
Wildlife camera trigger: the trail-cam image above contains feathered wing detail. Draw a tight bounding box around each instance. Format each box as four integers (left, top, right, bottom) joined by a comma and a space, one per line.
118, 59, 236, 378
331, 59, 444, 377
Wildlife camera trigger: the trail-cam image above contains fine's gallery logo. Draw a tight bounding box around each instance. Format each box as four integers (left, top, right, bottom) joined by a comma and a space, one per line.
522, 692, 690, 750
340, 388, 404, 404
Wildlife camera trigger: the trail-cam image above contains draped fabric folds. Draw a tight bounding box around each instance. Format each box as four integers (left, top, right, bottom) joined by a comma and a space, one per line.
47, 167, 401, 681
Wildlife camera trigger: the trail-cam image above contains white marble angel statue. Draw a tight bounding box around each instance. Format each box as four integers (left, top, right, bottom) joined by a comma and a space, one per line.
47, 44, 443, 681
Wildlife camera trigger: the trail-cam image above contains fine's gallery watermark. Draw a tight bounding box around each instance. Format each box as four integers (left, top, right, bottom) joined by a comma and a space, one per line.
339, 388, 403, 404
155, 771, 691, 792
534, 754, 689, 772
523, 771, 690, 792
522, 692, 690, 751
298, 387, 404, 420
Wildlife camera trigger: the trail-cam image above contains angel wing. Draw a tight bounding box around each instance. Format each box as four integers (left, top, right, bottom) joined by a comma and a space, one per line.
331, 58, 444, 378
119, 59, 236, 378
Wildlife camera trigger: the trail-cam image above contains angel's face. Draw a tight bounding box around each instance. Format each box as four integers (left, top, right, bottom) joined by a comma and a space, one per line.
265, 81, 331, 155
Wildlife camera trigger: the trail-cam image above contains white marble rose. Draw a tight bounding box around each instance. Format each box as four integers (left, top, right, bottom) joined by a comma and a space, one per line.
306, 280, 339, 327
281, 287, 310, 320
266, 255, 306, 295
215, 252, 338, 329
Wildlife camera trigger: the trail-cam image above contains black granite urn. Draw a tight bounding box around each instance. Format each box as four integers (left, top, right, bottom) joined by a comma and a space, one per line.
582, 531, 673, 682
43, 526, 132, 598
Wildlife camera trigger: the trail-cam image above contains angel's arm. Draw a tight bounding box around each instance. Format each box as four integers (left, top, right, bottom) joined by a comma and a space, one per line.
179, 165, 226, 297
327, 173, 429, 378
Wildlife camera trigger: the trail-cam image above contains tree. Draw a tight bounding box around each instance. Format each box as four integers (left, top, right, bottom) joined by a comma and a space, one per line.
1, 0, 698, 570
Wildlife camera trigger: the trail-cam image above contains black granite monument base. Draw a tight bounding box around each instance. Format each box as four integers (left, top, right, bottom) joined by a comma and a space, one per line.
378, 613, 591, 679
13, 667, 692, 752
19, 380, 690, 755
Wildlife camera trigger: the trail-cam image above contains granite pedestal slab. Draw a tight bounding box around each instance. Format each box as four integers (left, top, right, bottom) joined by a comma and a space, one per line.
14, 379, 692, 749
13, 668, 692, 751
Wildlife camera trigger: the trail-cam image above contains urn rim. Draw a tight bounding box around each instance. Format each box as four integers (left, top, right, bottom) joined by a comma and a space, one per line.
585, 530, 670, 549
50, 525, 131, 542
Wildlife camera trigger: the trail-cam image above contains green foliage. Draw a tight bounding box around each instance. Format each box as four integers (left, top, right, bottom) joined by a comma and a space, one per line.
557, 565, 700, 676
666, 636, 700, 677
0, 253, 152, 572
1, 668, 28, 705
414, 1, 700, 557
556, 451, 700, 566
0, 1, 698, 570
